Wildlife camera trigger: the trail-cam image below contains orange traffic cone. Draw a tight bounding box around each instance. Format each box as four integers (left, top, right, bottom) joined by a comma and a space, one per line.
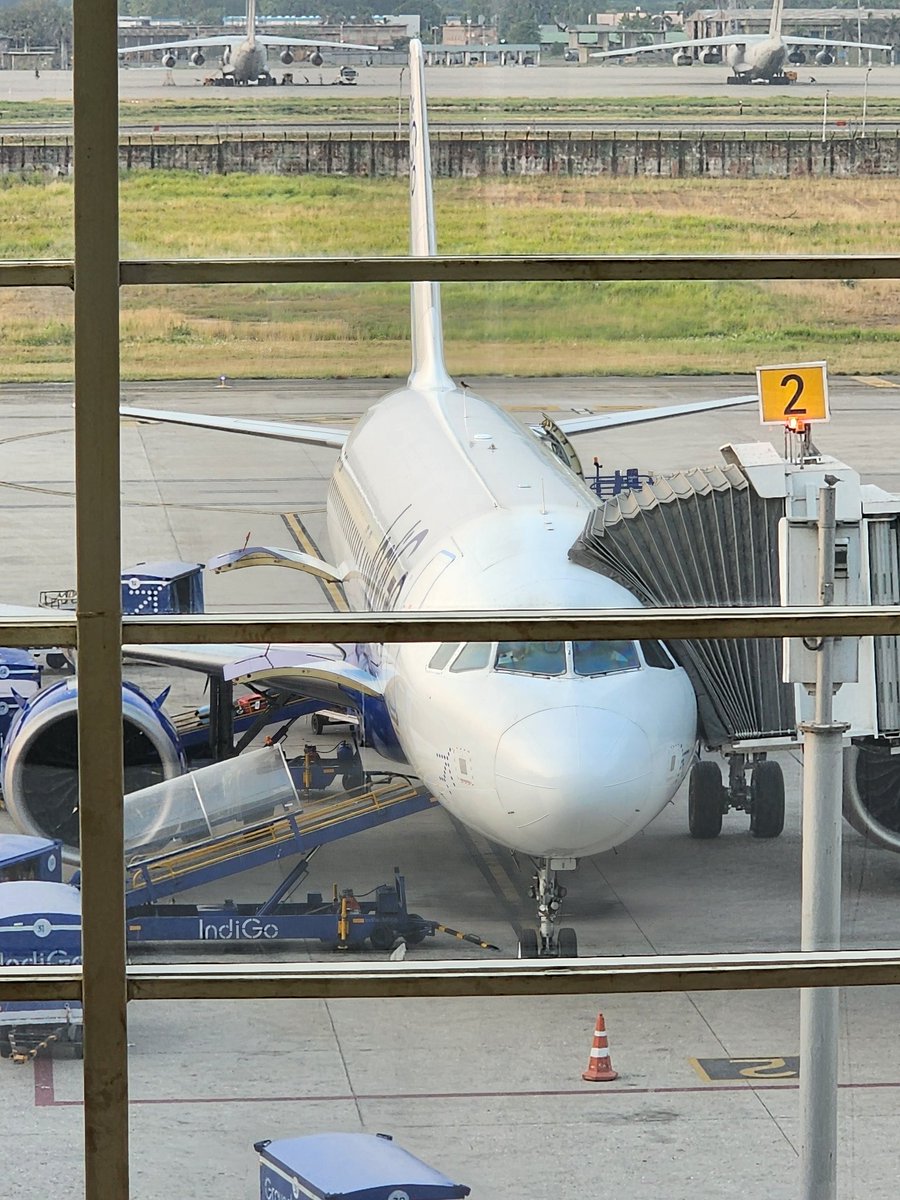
582, 1012, 618, 1082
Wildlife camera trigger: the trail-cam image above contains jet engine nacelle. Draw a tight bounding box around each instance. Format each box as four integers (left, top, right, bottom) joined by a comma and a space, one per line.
190, 50, 205, 67
280, 49, 294, 65
1, 679, 185, 862
843, 740, 900, 852
787, 49, 807, 64
162, 51, 177, 69
672, 50, 693, 66
309, 49, 324, 67
700, 49, 722, 64
815, 48, 835, 65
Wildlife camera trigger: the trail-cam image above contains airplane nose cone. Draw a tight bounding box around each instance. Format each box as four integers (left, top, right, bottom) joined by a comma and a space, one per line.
494, 707, 653, 856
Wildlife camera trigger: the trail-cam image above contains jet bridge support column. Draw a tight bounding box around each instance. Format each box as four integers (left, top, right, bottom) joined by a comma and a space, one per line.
799, 478, 848, 1200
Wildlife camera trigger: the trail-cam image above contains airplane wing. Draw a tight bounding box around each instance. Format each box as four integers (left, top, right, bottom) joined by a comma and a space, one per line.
119, 36, 378, 54
123, 642, 381, 706
121, 405, 348, 450
224, 648, 383, 698
537, 393, 757, 437
782, 35, 890, 49
257, 36, 379, 50
208, 546, 345, 581
591, 35, 763, 60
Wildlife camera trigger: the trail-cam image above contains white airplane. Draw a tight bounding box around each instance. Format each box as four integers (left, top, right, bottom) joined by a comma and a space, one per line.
118, 0, 377, 86
1, 40, 759, 957
591, 0, 890, 83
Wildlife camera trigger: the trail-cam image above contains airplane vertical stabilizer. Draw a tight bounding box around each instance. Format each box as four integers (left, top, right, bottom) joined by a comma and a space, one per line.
407, 38, 454, 393
247, 0, 257, 44
769, 0, 785, 38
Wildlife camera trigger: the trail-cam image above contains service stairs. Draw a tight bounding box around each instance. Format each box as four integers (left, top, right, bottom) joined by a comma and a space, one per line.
125, 779, 435, 906
570, 462, 796, 747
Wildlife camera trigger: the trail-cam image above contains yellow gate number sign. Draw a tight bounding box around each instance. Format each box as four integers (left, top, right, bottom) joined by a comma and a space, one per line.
757, 361, 829, 426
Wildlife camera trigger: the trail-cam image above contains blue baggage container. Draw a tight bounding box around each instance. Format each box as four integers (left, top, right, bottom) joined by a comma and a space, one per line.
255, 1133, 471, 1200
0, 835, 63, 883
0, 881, 82, 965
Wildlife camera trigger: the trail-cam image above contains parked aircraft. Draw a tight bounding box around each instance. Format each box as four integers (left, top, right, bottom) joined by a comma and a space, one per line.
1, 40, 759, 957
118, 0, 377, 86
591, 0, 890, 83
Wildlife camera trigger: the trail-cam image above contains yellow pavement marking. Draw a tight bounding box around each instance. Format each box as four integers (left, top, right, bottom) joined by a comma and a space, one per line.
282, 510, 350, 613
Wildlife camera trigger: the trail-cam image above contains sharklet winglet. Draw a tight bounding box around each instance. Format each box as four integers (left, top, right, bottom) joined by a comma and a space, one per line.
407, 38, 455, 395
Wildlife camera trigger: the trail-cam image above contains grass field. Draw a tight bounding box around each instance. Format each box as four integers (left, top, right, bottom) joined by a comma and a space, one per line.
3, 90, 900, 126
1, 171, 899, 380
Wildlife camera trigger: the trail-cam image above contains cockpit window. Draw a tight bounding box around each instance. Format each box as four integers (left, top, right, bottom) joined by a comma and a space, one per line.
428, 642, 460, 670
640, 639, 676, 670
572, 640, 640, 677
449, 642, 492, 672
495, 641, 567, 676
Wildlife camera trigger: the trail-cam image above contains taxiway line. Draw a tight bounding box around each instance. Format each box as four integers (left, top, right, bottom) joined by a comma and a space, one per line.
282, 510, 350, 612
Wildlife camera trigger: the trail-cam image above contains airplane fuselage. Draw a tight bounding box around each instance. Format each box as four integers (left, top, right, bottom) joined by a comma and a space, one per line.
326, 383, 697, 859
726, 36, 786, 78
224, 39, 269, 83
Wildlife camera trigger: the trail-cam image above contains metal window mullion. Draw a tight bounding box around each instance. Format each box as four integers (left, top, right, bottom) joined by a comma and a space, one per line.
73, 2, 128, 1198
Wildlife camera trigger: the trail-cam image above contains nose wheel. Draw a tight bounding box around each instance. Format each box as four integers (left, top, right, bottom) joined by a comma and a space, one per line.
517, 859, 579, 957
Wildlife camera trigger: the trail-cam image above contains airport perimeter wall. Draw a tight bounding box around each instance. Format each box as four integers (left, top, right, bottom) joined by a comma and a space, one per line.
8, 131, 900, 177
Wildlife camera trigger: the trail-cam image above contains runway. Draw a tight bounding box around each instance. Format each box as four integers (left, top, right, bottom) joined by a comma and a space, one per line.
0, 61, 898, 103
4, 375, 900, 1197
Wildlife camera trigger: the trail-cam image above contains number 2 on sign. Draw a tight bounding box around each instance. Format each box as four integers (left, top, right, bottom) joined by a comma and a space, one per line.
781, 373, 805, 415
756, 361, 829, 426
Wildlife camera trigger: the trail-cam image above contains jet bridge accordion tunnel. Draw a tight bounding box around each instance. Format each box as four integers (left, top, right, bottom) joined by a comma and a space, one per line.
570, 455, 900, 853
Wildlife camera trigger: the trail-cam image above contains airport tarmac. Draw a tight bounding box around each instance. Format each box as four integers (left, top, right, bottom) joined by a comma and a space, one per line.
4, 374, 900, 1198
2, 61, 899, 104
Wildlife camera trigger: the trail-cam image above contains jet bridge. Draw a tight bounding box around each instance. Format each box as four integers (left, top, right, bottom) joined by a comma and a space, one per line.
570, 440, 900, 850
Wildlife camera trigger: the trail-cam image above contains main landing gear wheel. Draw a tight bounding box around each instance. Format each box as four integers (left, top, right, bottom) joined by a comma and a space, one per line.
557, 927, 578, 957
518, 928, 539, 958
749, 759, 785, 838
311, 712, 325, 735
688, 761, 724, 839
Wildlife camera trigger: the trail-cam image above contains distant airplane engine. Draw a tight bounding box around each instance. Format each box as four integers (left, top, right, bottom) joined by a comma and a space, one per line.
280, 49, 294, 65
162, 51, 176, 69
309, 48, 324, 67
815, 48, 835, 64
190, 50, 205, 67
787, 48, 807, 64
843, 742, 900, 853
1, 679, 185, 862
672, 49, 693, 66
700, 49, 722, 63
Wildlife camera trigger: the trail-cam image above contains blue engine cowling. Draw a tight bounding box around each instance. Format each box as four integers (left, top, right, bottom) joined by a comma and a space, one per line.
1, 680, 185, 862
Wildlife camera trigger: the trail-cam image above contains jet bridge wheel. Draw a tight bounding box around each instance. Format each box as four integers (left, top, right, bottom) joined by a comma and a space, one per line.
749, 760, 785, 838
518, 928, 540, 958
688, 761, 725, 839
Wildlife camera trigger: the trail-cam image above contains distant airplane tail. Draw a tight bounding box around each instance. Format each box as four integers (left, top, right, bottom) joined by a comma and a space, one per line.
407, 38, 454, 392
769, 0, 785, 38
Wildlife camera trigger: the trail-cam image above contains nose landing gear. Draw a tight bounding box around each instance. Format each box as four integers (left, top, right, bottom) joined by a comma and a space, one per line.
517, 858, 579, 957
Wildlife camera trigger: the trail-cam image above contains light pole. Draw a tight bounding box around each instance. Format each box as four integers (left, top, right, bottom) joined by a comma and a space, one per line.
862, 65, 872, 137
821, 88, 829, 142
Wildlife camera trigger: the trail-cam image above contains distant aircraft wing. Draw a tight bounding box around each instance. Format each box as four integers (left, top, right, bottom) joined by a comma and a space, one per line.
119, 35, 378, 54
258, 36, 379, 50
591, 34, 763, 60
121, 405, 348, 449
782, 35, 890, 49
538, 393, 757, 437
